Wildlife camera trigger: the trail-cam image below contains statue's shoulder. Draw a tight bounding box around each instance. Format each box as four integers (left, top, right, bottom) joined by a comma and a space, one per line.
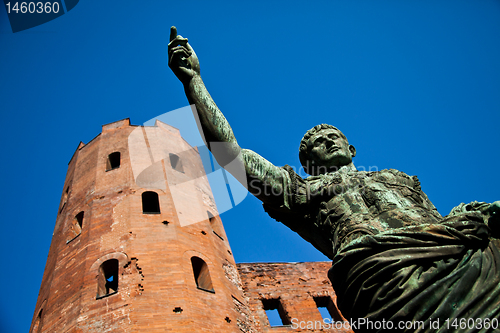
303, 169, 373, 185
379, 168, 412, 177
286, 167, 418, 186
372, 169, 421, 191
371, 168, 416, 180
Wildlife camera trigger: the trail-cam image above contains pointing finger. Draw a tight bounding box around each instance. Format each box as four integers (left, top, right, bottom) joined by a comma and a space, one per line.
170, 26, 177, 42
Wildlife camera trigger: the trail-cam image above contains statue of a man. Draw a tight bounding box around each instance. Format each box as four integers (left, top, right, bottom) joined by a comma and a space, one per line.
168, 27, 500, 332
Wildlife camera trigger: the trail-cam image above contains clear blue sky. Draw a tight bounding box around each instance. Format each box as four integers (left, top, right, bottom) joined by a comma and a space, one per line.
1, 1, 499, 332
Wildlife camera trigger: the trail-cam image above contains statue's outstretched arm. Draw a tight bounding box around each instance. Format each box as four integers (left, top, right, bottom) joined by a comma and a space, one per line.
168, 27, 286, 206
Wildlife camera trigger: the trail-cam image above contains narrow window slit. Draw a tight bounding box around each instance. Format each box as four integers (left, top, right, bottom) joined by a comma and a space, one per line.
142, 191, 160, 214
313, 296, 342, 321
67, 211, 84, 243
31, 308, 43, 333
191, 256, 214, 293
59, 186, 70, 213
208, 211, 224, 241
169, 153, 184, 173
97, 259, 119, 299
262, 298, 290, 327
106, 152, 121, 171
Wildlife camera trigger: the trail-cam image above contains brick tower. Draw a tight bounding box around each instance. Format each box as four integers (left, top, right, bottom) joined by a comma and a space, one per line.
30, 119, 256, 332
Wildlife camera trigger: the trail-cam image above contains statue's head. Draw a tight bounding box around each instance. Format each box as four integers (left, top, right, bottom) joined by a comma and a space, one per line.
299, 124, 356, 176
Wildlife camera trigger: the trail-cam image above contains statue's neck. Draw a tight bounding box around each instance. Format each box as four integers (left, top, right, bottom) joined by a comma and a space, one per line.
314, 162, 357, 176
335, 162, 357, 173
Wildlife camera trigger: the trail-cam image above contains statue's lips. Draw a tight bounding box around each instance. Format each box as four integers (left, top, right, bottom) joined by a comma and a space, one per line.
328, 147, 340, 153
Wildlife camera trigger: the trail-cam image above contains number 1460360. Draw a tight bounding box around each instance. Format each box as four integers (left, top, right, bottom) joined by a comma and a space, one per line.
445, 318, 499, 330
5, 2, 60, 14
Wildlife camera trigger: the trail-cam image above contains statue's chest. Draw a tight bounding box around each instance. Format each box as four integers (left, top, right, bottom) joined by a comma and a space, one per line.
308, 170, 424, 230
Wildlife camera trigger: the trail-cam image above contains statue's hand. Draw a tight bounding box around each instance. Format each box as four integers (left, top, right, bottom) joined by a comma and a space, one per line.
488, 201, 500, 217
168, 26, 200, 85
487, 201, 500, 235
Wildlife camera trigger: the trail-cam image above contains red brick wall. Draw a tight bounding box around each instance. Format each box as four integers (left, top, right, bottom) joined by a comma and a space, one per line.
237, 262, 353, 333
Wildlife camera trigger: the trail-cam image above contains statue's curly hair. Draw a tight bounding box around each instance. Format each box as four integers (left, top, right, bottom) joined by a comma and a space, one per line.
299, 124, 347, 175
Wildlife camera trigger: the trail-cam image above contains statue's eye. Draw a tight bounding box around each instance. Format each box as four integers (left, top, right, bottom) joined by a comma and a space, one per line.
314, 138, 324, 146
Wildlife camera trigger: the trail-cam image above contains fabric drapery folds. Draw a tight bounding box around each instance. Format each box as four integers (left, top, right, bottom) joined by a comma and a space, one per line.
329, 215, 500, 333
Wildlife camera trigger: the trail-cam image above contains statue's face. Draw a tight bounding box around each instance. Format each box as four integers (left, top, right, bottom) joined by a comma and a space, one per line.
307, 128, 356, 170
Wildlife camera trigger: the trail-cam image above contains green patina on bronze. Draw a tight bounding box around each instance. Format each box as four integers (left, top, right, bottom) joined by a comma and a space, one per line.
168, 26, 500, 332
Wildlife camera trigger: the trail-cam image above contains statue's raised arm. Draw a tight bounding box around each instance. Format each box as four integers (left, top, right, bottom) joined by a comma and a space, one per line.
167, 26, 500, 331
168, 26, 286, 207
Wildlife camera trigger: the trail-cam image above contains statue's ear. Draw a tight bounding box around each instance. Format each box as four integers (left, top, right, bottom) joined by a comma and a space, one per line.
349, 145, 356, 158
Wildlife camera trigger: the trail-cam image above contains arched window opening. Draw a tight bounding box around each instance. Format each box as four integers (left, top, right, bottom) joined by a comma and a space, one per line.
31, 309, 42, 333
208, 211, 224, 241
262, 298, 290, 327
191, 256, 214, 292
142, 191, 161, 214
67, 211, 84, 243
97, 259, 119, 299
106, 152, 121, 171
208, 211, 216, 223
314, 296, 342, 321
169, 153, 184, 173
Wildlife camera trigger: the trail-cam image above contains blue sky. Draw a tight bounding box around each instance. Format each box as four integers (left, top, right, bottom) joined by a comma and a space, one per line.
1, 1, 499, 332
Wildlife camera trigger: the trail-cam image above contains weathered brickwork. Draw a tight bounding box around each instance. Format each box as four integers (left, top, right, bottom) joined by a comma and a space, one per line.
237, 262, 352, 333
31, 119, 253, 332
31, 119, 350, 332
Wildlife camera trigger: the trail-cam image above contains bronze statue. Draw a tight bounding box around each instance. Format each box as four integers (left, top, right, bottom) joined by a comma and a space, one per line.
168, 26, 500, 332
